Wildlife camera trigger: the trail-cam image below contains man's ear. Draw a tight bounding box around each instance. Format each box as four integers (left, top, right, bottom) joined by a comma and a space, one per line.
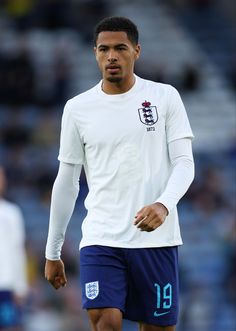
94, 47, 97, 59
94, 46, 100, 63
135, 44, 141, 60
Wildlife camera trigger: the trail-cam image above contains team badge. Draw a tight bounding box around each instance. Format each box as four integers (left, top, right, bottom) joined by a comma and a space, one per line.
138, 100, 158, 126
85, 281, 99, 300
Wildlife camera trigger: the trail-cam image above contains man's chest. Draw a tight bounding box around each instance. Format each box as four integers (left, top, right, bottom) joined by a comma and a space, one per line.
78, 98, 167, 147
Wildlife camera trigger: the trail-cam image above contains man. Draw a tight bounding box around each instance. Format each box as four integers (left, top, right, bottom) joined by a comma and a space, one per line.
45, 16, 194, 331
0, 166, 28, 330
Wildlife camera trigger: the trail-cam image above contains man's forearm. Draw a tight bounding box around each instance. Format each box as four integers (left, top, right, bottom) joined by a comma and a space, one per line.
156, 138, 194, 212
45, 162, 82, 260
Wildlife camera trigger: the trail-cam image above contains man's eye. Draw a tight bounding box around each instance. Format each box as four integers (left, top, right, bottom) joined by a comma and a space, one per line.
117, 47, 126, 51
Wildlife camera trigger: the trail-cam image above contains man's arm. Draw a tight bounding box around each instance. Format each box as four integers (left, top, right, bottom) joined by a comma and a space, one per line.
134, 138, 194, 231
45, 162, 82, 289
12, 206, 28, 300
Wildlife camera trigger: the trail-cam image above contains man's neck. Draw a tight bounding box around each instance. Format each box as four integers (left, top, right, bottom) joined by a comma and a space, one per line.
102, 75, 135, 95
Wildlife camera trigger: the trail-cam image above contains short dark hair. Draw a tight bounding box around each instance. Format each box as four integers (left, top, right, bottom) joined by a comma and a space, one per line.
94, 16, 139, 46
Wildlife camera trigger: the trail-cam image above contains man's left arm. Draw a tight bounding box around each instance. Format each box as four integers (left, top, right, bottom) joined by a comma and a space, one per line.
134, 138, 194, 231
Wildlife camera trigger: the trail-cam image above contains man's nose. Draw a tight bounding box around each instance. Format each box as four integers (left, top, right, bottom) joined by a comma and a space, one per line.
108, 49, 118, 62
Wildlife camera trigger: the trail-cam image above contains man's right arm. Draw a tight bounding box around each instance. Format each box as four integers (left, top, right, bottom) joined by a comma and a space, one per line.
45, 161, 82, 288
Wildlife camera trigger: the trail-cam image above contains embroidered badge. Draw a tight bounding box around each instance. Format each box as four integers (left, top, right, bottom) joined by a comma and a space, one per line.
85, 281, 99, 300
138, 100, 158, 126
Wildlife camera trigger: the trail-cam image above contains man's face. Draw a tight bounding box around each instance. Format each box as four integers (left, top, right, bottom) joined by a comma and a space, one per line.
94, 31, 140, 84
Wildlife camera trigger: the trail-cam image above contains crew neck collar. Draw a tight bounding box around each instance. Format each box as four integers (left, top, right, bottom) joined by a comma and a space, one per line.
97, 75, 141, 100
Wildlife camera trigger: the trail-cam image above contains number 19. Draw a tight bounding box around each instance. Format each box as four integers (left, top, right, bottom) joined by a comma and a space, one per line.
154, 283, 172, 309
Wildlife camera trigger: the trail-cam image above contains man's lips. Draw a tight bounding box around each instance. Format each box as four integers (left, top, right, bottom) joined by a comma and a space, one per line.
106, 65, 121, 73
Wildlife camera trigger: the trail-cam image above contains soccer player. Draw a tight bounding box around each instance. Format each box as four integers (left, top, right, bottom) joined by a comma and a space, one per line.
45, 16, 194, 331
0, 166, 28, 330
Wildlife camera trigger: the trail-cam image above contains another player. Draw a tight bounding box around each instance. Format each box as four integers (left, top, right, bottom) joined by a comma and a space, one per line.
45, 16, 194, 331
0, 166, 28, 330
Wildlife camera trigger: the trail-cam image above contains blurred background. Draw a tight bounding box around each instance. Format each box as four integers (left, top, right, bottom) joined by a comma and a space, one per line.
0, 0, 235, 330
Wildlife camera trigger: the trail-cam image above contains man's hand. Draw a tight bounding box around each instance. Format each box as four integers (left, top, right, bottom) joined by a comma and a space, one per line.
45, 259, 67, 290
134, 202, 168, 232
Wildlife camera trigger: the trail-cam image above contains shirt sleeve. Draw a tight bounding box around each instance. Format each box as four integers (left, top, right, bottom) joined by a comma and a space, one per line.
45, 162, 82, 260
166, 86, 194, 143
155, 138, 195, 212
12, 207, 28, 297
58, 100, 85, 164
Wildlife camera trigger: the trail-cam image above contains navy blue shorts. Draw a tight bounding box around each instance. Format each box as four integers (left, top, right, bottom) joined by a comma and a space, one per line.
80, 245, 179, 326
0, 291, 21, 329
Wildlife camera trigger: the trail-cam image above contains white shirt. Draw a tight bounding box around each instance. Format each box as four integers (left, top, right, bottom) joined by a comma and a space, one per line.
0, 199, 28, 296
55, 76, 194, 250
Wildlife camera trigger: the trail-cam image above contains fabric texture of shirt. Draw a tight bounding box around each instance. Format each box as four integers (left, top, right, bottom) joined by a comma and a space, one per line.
56, 76, 194, 250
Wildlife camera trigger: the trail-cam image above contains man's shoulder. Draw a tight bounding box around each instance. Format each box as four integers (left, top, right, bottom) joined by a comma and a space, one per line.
139, 76, 176, 94
66, 83, 100, 108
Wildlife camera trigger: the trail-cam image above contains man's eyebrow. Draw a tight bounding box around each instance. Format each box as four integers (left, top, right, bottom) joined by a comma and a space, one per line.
97, 43, 129, 49
115, 43, 129, 48
97, 44, 108, 49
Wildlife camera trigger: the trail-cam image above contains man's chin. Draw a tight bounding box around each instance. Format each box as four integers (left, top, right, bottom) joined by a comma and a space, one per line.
106, 75, 123, 83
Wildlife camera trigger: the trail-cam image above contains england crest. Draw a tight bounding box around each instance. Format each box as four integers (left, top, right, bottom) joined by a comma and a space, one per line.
85, 281, 99, 300
138, 100, 158, 126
